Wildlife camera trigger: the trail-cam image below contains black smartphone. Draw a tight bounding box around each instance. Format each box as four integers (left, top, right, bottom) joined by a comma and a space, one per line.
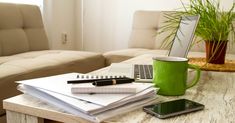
143, 99, 204, 119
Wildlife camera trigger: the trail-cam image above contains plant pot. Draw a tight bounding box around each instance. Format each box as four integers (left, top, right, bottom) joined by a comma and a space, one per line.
205, 41, 228, 64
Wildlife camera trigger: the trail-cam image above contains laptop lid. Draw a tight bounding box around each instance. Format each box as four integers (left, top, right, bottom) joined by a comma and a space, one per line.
108, 15, 200, 82
168, 15, 200, 57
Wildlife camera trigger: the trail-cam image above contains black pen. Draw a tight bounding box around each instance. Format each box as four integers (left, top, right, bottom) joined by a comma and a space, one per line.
67, 79, 100, 84
92, 78, 135, 86
67, 77, 130, 84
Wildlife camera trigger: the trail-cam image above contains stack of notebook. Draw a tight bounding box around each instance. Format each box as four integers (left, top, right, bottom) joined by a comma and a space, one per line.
17, 73, 158, 123
69, 74, 152, 94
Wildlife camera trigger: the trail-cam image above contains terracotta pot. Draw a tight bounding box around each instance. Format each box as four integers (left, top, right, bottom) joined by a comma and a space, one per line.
205, 41, 228, 64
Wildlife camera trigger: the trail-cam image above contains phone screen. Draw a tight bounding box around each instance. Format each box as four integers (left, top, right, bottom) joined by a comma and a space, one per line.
143, 99, 204, 118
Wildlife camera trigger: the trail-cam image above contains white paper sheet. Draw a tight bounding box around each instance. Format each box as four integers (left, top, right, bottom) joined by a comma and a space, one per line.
18, 84, 158, 123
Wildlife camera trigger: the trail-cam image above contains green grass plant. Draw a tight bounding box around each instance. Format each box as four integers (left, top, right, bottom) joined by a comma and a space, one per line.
159, 0, 235, 49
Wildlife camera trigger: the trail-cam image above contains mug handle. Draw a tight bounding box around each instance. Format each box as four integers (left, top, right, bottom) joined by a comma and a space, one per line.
186, 64, 201, 89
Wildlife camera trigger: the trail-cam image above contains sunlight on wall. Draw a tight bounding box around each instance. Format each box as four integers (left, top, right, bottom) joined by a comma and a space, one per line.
0, 0, 44, 12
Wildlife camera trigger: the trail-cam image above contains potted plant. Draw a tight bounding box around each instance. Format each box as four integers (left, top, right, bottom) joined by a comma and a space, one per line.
159, 0, 235, 64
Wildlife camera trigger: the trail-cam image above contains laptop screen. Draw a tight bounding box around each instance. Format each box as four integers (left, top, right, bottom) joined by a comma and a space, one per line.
168, 15, 200, 58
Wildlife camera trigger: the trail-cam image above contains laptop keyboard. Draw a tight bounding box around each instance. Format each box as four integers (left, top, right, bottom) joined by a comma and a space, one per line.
134, 64, 153, 80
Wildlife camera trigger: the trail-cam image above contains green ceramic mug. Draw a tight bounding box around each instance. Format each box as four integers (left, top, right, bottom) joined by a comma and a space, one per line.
153, 56, 200, 96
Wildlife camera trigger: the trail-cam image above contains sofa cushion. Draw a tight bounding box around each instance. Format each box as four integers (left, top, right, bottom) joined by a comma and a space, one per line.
19, 4, 44, 28
25, 28, 49, 51
0, 29, 29, 55
0, 4, 23, 29
129, 29, 157, 49
19, 4, 49, 51
0, 3, 49, 56
128, 11, 160, 49
0, 45, 2, 56
0, 50, 105, 78
103, 48, 168, 65
0, 50, 105, 116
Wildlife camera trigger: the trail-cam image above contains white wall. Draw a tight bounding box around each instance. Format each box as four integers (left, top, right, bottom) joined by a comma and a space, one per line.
41, 0, 234, 51
43, 0, 76, 50
80, 0, 235, 53
75, 0, 83, 50
81, 0, 185, 52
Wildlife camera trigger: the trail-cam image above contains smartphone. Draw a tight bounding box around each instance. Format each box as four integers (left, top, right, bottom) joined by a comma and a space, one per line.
143, 99, 204, 119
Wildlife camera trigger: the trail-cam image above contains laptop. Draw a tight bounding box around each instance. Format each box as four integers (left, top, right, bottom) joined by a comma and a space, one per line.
108, 15, 200, 82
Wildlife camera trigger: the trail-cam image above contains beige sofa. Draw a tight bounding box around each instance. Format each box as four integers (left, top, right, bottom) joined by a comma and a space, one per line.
103, 11, 235, 65
0, 3, 105, 121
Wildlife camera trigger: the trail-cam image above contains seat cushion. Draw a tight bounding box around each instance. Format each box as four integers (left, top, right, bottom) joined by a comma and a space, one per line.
0, 50, 105, 116
103, 48, 168, 65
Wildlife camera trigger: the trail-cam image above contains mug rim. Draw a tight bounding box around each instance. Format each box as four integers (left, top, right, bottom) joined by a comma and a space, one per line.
152, 56, 188, 62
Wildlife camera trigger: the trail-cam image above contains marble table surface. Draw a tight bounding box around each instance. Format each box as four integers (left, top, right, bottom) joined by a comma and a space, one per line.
3, 54, 235, 123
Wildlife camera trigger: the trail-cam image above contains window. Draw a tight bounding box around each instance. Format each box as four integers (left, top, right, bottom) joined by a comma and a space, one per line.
0, 0, 43, 12
0, 0, 43, 7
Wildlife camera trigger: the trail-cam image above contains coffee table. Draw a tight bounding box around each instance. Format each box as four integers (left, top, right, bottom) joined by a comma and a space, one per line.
3, 54, 235, 123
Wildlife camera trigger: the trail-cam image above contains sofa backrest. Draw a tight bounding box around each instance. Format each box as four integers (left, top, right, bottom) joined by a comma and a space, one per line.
128, 10, 204, 52
128, 10, 235, 54
0, 3, 49, 56
128, 11, 161, 49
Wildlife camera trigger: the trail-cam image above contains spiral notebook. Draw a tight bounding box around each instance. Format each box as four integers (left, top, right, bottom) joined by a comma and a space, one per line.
70, 74, 153, 94
71, 82, 153, 94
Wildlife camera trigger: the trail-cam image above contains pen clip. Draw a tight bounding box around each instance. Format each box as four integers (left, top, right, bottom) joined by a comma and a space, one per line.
92, 78, 135, 86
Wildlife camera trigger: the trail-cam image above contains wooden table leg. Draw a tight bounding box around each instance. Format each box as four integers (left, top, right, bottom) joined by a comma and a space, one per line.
6, 110, 44, 123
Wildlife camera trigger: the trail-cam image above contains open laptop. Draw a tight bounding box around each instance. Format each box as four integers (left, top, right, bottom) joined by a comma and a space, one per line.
108, 15, 200, 82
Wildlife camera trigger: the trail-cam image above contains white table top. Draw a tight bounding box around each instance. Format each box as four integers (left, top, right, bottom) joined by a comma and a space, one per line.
3, 54, 235, 123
